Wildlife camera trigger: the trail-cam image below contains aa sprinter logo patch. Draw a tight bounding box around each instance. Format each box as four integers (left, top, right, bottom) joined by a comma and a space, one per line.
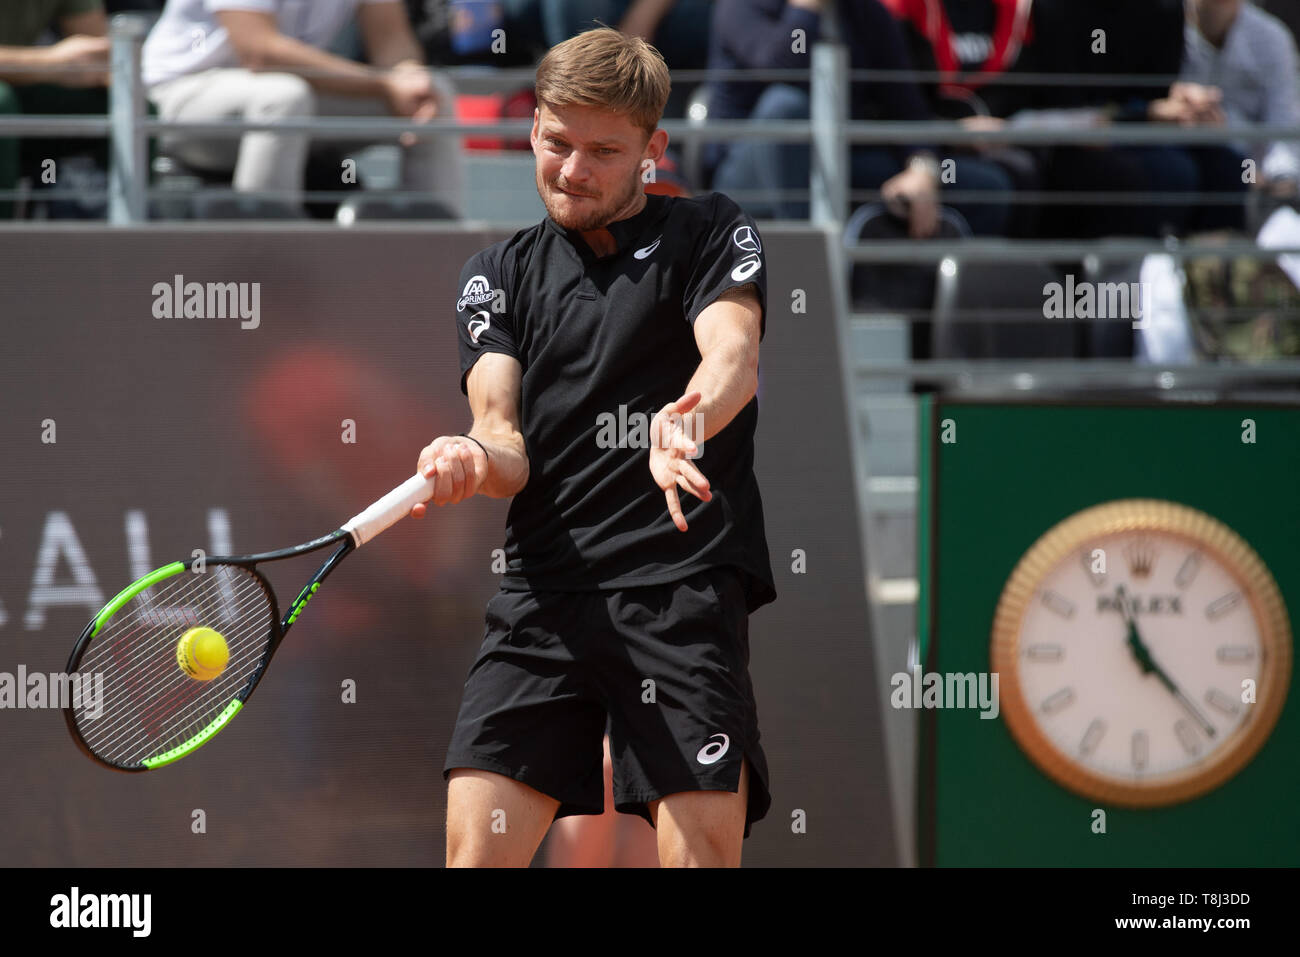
457, 274, 497, 311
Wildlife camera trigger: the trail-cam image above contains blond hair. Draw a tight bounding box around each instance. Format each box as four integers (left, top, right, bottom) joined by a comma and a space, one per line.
535, 27, 671, 136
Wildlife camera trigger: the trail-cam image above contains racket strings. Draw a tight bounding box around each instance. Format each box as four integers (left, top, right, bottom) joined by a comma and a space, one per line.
85, 574, 267, 722
72, 565, 276, 768
87, 579, 273, 763
83, 573, 272, 766
92, 572, 272, 763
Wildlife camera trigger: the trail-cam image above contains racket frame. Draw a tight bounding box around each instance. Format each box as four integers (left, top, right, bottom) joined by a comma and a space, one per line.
64, 528, 356, 772
63, 470, 433, 772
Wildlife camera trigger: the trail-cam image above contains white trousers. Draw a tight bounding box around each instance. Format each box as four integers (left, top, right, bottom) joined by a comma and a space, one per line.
149, 68, 464, 215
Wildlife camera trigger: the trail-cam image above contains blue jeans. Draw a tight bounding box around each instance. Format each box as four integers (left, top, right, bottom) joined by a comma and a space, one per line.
712, 84, 1012, 234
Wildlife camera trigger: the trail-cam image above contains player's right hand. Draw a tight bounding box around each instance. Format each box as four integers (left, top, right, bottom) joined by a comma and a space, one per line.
410, 435, 488, 516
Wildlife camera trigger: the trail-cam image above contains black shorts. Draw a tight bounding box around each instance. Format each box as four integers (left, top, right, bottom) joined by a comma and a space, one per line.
442, 564, 771, 837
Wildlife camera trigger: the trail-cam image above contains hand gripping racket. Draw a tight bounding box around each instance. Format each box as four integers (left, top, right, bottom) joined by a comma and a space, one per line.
64, 473, 435, 772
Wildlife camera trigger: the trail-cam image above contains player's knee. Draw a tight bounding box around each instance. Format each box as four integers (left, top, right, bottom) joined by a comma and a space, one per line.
659, 824, 741, 868
445, 823, 481, 867
445, 807, 496, 867
245, 72, 315, 119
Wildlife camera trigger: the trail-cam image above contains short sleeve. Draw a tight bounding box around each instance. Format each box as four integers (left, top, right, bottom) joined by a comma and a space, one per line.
454, 249, 519, 396
681, 192, 768, 338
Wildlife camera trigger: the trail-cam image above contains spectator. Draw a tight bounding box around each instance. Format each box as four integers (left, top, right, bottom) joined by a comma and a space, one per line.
0, 1, 109, 218
882, 0, 1044, 236
142, 0, 464, 215
1182, 0, 1300, 203
540, 1, 712, 69
1029, 0, 1247, 237
705, 0, 1013, 235
1256, 0, 1300, 46
405, 0, 546, 66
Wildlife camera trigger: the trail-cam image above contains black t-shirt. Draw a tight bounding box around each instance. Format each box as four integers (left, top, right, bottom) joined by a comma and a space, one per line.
453, 191, 776, 615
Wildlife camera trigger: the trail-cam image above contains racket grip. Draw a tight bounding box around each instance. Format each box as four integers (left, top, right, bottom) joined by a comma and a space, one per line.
342, 473, 434, 547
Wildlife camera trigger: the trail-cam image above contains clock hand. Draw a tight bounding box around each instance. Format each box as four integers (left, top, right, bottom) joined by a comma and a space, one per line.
1115, 586, 1218, 738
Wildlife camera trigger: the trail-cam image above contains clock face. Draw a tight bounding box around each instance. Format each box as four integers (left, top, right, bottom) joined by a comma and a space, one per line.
991, 500, 1291, 807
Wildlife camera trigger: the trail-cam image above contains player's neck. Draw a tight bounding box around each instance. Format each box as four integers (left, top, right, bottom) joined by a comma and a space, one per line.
578, 192, 648, 258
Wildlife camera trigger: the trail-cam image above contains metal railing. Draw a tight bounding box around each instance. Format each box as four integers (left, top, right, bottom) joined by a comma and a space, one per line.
2, 14, 1296, 231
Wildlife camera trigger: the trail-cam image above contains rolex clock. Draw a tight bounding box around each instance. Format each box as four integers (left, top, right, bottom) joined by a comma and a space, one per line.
991, 499, 1291, 807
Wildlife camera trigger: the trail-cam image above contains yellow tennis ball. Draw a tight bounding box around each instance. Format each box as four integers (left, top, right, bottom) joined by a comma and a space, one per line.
177, 627, 229, 681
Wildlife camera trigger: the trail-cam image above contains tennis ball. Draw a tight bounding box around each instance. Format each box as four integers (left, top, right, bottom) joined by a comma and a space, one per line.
177, 627, 229, 681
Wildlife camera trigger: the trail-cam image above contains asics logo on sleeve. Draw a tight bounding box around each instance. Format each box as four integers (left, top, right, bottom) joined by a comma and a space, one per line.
730, 226, 763, 281
467, 310, 491, 343
696, 733, 730, 765
633, 236, 662, 259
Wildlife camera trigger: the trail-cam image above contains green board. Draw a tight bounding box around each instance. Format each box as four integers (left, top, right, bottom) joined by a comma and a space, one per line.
918, 399, 1299, 866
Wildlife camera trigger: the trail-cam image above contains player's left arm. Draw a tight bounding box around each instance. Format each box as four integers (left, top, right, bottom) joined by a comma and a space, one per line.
683, 284, 761, 441
648, 284, 761, 532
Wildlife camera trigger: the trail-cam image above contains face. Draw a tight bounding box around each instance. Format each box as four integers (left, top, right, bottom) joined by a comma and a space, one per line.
532, 101, 667, 231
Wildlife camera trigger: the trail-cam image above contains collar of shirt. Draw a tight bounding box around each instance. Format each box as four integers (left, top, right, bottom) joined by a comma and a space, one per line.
543, 192, 667, 259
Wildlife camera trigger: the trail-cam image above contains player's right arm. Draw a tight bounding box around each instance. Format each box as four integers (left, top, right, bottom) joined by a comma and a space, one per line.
410, 353, 529, 513
411, 249, 528, 514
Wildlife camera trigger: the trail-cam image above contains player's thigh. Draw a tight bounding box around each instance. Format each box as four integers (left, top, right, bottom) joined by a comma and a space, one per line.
444, 589, 609, 864
446, 768, 560, 867
544, 736, 618, 868
650, 757, 749, 867
602, 567, 769, 827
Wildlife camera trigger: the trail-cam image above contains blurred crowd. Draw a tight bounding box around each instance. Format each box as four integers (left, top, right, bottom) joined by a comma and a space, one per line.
1, 0, 1299, 237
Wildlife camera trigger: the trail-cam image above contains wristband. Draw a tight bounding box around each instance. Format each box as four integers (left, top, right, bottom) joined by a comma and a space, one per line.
458, 432, 490, 460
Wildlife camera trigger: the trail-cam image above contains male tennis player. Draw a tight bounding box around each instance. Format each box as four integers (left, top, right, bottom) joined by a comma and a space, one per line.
410, 26, 775, 867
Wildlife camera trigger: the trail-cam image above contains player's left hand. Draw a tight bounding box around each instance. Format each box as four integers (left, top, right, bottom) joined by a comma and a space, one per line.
649, 391, 711, 532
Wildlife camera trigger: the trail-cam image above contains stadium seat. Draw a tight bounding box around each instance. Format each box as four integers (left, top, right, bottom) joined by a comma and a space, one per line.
845, 202, 971, 359
335, 192, 456, 223
931, 259, 1076, 359
189, 192, 306, 220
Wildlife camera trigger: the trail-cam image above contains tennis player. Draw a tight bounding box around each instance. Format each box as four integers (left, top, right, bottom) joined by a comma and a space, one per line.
411, 26, 775, 867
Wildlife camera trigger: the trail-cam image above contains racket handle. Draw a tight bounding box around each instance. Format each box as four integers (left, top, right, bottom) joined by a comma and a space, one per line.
342, 473, 434, 547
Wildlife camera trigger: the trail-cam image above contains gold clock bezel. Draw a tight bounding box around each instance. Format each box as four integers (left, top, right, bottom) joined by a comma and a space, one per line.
990, 498, 1292, 808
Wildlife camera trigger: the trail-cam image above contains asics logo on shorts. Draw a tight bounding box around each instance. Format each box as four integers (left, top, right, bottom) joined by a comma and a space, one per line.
696, 733, 730, 765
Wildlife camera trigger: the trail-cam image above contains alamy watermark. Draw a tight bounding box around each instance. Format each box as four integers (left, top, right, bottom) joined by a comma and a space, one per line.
152, 274, 260, 329
0, 666, 104, 717
595, 404, 704, 458
890, 666, 1000, 719
50, 887, 150, 937
1043, 275, 1147, 329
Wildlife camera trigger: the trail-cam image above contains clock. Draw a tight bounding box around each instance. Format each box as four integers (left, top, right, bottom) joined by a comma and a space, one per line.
991, 499, 1292, 807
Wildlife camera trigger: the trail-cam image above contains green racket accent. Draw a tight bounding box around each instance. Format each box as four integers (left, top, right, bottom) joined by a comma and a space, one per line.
90, 561, 186, 637
141, 699, 243, 769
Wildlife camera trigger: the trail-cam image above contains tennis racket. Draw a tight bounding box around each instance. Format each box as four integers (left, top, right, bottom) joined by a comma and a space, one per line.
64, 473, 435, 772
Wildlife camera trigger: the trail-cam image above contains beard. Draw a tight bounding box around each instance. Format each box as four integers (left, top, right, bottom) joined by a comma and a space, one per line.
537, 165, 642, 232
